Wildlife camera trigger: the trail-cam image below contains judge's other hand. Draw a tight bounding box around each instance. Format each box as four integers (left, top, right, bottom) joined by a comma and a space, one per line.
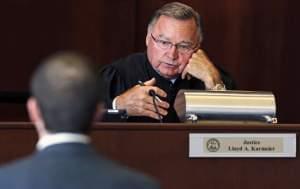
181, 49, 223, 89
116, 78, 169, 120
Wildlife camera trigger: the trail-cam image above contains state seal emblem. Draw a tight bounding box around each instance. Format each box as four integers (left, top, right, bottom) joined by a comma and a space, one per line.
206, 138, 220, 152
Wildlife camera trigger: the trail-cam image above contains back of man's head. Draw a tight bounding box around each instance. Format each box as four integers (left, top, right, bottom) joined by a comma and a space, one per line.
30, 52, 102, 133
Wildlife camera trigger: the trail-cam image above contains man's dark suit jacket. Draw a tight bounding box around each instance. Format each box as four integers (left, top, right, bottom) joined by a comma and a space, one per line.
0, 143, 159, 189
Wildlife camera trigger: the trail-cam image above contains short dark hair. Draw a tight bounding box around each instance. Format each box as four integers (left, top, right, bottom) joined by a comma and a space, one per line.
147, 2, 203, 43
30, 52, 103, 133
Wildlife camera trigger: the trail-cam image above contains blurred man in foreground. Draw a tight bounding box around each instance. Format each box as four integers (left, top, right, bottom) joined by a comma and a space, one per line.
0, 52, 160, 189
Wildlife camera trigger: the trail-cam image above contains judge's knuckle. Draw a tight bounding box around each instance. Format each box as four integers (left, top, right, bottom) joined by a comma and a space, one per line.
134, 101, 142, 108
136, 108, 144, 115
192, 53, 198, 59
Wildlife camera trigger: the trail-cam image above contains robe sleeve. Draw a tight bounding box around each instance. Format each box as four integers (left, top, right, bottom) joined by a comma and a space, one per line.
218, 65, 236, 90
98, 65, 127, 109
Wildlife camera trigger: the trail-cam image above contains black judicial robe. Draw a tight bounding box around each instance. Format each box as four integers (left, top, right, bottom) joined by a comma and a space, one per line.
100, 52, 235, 123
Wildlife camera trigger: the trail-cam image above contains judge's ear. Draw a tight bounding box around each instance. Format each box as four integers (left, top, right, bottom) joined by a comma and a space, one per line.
145, 33, 150, 47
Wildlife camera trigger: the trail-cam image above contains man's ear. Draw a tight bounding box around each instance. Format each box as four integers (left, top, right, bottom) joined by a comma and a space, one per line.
27, 97, 48, 137
27, 97, 42, 123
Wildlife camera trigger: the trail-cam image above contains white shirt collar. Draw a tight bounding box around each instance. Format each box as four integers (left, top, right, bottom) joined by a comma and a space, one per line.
153, 66, 177, 83
36, 133, 91, 151
170, 78, 176, 84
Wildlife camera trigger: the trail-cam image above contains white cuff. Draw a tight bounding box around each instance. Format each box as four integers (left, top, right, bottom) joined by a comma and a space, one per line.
112, 96, 119, 109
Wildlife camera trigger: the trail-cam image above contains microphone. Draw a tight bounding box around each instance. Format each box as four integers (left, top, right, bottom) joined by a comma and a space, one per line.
138, 80, 163, 123
148, 89, 156, 97
148, 89, 162, 102
148, 89, 163, 123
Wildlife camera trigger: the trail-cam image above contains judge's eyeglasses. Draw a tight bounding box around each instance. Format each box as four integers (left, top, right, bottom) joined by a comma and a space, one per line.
150, 33, 197, 54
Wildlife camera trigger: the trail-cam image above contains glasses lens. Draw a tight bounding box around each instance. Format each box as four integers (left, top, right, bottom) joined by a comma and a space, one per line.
157, 40, 172, 49
177, 45, 192, 53
151, 33, 196, 53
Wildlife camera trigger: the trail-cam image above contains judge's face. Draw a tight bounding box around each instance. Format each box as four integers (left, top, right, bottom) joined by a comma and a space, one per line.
146, 15, 199, 79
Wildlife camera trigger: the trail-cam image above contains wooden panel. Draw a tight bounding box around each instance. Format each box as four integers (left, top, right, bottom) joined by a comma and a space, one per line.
0, 0, 72, 91
0, 122, 300, 189
0, 0, 300, 123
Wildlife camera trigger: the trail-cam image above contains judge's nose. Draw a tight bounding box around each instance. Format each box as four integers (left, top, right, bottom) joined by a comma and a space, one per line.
166, 45, 179, 60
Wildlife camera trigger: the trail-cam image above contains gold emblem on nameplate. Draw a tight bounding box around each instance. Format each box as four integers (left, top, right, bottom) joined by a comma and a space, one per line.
206, 138, 220, 152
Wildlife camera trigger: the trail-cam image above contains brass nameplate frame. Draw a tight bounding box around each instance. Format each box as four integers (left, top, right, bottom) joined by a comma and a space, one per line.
189, 133, 296, 158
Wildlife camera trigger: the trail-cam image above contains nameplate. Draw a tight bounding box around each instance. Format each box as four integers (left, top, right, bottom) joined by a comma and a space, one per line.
189, 133, 296, 158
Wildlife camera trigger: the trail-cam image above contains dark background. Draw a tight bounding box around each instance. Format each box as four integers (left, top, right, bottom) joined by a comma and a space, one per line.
0, 0, 299, 123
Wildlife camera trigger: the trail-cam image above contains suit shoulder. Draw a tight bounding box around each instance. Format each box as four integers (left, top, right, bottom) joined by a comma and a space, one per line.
94, 156, 160, 188
112, 169, 160, 189
0, 155, 33, 171
0, 156, 33, 184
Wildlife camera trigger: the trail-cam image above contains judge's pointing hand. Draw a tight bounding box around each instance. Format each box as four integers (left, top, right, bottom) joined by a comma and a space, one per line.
115, 78, 169, 120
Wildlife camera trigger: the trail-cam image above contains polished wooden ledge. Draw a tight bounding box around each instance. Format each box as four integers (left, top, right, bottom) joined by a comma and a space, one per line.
1, 122, 300, 189
1, 121, 300, 131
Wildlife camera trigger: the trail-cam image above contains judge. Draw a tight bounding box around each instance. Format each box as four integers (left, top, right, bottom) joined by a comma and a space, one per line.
100, 2, 235, 122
